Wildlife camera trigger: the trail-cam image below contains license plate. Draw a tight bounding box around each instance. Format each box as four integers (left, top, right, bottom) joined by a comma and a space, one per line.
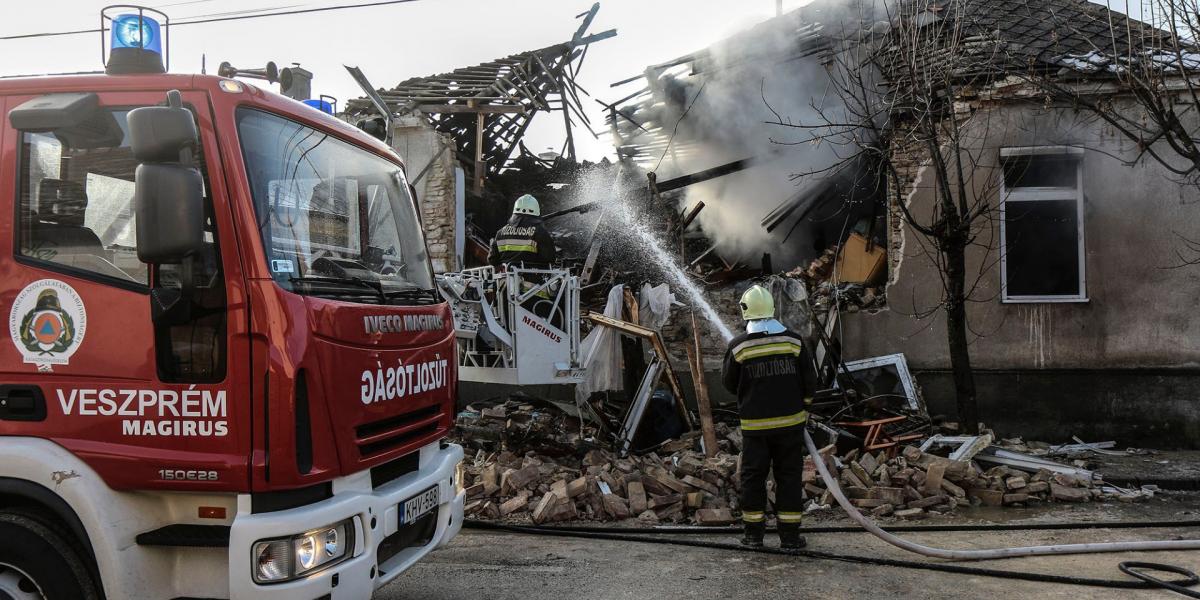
401, 486, 439, 525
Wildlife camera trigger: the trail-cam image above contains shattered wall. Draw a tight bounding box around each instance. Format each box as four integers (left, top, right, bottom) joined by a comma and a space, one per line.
392, 115, 460, 273
840, 96, 1200, 446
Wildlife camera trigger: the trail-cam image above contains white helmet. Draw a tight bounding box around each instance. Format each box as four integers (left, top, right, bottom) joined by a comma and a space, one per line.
513, 194, 540, 217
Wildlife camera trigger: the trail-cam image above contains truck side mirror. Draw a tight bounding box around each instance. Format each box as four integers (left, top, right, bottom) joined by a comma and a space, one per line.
134, 164, 204, 264
130, 90, 205, 264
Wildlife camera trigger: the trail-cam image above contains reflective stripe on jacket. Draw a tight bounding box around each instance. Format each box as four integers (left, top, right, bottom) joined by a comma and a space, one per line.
487, 214, 557, 268
721, 328, 814, 435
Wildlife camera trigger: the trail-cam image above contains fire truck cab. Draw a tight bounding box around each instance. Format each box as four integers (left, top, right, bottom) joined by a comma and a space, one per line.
0, 13, 464, 600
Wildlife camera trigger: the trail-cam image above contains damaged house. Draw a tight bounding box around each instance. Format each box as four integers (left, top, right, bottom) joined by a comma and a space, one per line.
345, 0, 1200, 450
835, 0, 1200, 447
611, 0, 1200, 448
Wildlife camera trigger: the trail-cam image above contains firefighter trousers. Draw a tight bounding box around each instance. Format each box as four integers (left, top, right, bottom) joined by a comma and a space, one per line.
739, 428, 807, 525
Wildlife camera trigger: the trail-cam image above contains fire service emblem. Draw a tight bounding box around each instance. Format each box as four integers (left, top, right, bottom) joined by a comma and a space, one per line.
9, 279, 87, 368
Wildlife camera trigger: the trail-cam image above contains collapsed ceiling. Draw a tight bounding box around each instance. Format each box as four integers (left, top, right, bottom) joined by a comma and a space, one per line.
345, 5, 614, 193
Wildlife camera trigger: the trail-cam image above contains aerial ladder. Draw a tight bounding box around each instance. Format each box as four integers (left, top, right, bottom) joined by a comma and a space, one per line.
438, 266, 585, 385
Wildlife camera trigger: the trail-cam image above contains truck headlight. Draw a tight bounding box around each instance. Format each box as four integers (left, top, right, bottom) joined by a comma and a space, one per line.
454, 459, 467, 496
253, 518, 355, 584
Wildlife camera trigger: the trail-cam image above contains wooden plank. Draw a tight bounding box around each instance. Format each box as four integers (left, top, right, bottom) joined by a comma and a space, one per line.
684, 344, 714, 458
378, 95, 513, 102
679, 201, 705, 231
622, 286, 639, 326
586, 312, 692, 430
689, 312, 719, 458
587, 312, 654, 338
416, 104, 526, 114
650, 333, 691, 430
656, 157, 757, 193
473, 110, 486, 195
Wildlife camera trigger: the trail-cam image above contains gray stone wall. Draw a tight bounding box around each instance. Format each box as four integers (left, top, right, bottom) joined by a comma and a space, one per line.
391, 116, 459, 273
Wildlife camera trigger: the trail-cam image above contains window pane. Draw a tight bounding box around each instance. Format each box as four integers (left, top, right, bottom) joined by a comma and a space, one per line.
237, 108, 435, 300
1004, 199, 1081, 297
1003, 154, 1079, 188
17, 108, 212, 288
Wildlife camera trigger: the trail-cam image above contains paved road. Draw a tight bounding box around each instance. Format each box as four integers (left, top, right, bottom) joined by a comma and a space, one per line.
379, 522, 1200, 599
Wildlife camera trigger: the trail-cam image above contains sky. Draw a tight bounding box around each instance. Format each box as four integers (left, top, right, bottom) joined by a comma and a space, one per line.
0, 0, 822, 161
0, 0, 1143, 162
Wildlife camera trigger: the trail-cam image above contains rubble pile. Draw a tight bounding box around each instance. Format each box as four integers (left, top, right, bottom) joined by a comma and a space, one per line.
456, 397, 745, 525
455, 400, 1153, 526
805, 443, 1153, 521
786, 247, 884, 314
460, 433, 745, 526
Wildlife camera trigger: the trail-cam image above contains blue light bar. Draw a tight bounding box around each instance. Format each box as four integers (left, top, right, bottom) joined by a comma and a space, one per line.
303, 99, 334, 114
111, 13, 162, 54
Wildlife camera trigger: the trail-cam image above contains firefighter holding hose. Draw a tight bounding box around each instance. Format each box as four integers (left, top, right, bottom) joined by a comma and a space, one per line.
722, 284, 814, 550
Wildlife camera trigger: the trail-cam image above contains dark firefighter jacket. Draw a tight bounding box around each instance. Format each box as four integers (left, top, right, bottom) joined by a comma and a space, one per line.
487, 214, 557, 269
721, 328, 814, 435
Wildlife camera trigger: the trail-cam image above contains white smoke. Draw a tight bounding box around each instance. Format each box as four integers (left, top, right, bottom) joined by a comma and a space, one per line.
620, 4, 874, 269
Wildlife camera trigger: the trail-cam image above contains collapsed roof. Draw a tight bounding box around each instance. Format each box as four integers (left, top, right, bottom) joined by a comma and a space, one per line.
346, 5, 615, 191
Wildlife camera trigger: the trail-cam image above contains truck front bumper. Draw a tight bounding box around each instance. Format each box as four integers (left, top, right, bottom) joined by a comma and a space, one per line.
227, 441, 465, 600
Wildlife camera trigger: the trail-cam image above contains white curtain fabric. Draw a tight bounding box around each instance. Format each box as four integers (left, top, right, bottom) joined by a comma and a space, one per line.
575, 284, 627, 405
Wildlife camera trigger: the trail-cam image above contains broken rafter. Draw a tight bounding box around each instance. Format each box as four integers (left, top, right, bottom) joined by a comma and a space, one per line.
346, 23, 615, 184
655, 157, 758, 193
415, 104, 527, 114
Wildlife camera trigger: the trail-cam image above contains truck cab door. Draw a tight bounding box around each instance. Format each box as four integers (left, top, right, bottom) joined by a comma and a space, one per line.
0, 89, 251, 492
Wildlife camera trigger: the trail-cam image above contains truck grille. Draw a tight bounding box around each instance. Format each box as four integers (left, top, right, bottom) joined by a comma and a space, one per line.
355, 403, 445, 458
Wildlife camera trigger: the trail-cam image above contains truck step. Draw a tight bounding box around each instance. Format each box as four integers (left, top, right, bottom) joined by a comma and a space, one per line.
136, 524, 231, 548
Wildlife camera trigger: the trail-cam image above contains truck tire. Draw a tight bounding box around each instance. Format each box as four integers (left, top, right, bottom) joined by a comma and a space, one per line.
0, 511, 99, 600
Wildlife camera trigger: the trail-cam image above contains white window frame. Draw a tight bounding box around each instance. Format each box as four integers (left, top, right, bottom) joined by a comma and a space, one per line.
998, 146, 1087, 303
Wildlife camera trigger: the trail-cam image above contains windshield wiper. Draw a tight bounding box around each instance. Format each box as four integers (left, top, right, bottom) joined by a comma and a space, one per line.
288, 275, 387, 303
383, 288, 441, 304
350, 276, 387, 303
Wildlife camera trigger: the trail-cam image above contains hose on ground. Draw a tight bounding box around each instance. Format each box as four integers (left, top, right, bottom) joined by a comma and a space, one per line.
465, 520, 1200, 591
1120, 562, 1200, 598
459, 427, 1200, 595
518, 519, 1200, 536
802, 428, 1200, 561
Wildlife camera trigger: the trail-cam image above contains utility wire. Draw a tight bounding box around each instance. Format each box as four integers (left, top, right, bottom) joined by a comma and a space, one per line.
176, 4, 307, 20
152, 0, 222, 7
653, 81, 706, 173
0, 0, 420, 41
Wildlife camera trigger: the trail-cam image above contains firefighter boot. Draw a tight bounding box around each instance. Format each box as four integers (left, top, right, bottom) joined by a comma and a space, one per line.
778, 523, 806, 551
740, 522, 765, 548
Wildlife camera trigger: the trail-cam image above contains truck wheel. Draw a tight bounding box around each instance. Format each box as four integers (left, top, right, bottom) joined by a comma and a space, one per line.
0, 511, 99, 600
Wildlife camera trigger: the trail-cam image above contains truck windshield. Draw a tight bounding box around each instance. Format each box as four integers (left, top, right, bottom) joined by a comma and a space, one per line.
237, 108, 436, 304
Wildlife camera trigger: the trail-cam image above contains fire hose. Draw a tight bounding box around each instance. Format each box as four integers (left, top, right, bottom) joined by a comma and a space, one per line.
799, 428, 1200, 561
466, 520, 1200, 593
461, 427, 1200, 595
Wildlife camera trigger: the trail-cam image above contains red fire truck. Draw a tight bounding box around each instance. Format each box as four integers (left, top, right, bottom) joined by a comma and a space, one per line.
0, 9, 464, 600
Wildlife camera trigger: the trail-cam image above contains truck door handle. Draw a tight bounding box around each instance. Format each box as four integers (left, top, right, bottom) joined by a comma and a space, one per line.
0, 385, 46, 421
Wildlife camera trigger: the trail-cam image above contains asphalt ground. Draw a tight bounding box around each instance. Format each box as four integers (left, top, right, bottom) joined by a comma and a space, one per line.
379, 494, 1200, 599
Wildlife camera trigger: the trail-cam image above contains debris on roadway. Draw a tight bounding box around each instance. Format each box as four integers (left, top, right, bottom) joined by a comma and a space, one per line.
454, 398, 1156, 526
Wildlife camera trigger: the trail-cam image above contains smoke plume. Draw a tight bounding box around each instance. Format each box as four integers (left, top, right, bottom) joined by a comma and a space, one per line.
616, 3, 878, 270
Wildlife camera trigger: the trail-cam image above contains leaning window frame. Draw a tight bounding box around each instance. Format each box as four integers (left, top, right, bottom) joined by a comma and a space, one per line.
998, 146, 1087, 304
